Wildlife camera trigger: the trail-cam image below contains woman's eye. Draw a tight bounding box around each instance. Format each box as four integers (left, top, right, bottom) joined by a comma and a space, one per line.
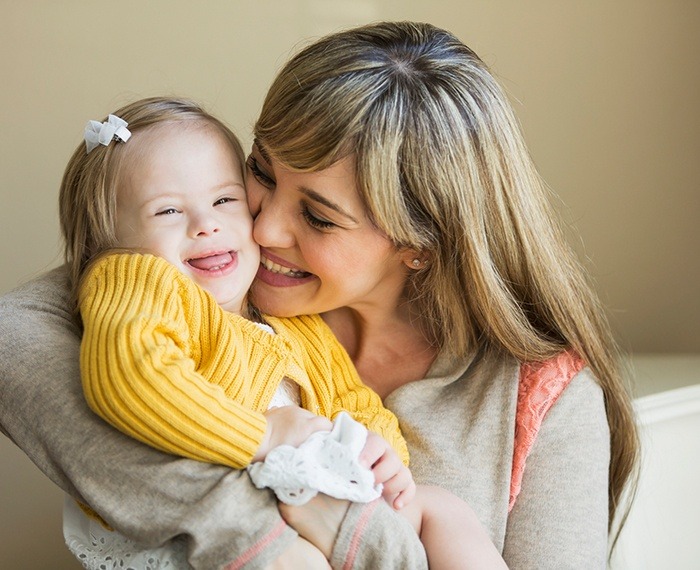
246, 156, 275, 188
155, 207, 179, 216
302, 206, 336, 230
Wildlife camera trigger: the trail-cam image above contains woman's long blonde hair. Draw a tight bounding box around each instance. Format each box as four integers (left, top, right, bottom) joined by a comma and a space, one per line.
255, 21, 638, 541
59, 96, 244, 303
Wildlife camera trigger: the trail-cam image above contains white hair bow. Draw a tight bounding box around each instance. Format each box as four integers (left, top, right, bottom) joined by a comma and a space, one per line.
84, 114, 131, 154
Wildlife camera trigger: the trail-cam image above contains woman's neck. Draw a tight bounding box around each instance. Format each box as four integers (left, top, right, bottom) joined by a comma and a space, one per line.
322, 304, 438, 399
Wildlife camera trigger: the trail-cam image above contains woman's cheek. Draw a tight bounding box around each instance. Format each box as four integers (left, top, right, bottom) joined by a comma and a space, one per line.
245, 183, 262, 217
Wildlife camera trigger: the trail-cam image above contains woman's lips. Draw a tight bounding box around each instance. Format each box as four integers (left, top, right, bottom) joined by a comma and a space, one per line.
256, 251, 315, 286
260, 253, 310, 278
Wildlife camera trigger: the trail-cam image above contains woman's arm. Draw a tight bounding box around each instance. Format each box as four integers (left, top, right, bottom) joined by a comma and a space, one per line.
503, 369, 610, 569
0, 267, 296, 570
276, 493, 428, 570
330, 499, 428, 570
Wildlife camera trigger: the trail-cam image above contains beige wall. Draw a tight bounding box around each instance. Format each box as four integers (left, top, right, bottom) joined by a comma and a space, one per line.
2, 1, 698, 353
0, 2, 698, 567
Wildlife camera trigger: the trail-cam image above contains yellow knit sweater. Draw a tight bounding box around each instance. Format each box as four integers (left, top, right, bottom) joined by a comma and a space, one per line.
79, 253, 408, 469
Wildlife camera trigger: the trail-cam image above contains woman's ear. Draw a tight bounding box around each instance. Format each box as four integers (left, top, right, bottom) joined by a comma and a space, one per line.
400, 249, 429, 270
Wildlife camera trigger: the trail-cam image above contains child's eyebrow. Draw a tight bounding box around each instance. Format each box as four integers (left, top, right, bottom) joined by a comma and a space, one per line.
211, 181, 246, 192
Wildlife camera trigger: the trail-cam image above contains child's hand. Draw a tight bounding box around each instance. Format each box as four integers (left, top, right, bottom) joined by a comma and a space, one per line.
359, 431, 416, 510
253, 406, 332, 462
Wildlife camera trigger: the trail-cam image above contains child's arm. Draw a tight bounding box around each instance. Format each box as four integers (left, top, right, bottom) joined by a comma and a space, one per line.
326, 345, 416, 508
330, 365, 409, 464
80, 253, 271, 469
253, 405, 332, 462
399, 485, 509, 569
274, 314, 410, 464
275, 314, 414, 506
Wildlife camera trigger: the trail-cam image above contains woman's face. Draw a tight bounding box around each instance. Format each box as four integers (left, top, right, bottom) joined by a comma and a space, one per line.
246, 143, 413, 318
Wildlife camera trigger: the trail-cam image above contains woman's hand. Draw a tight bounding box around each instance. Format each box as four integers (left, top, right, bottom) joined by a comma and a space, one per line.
278, 494, 350, 560
253, 406, 332, 462
360, 432, 416, 510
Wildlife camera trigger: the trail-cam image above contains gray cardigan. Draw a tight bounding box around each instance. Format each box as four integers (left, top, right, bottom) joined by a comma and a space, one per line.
0, 267, 609, 569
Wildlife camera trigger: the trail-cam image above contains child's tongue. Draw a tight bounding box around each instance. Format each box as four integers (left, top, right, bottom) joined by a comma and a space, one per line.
188, 252, 233, 271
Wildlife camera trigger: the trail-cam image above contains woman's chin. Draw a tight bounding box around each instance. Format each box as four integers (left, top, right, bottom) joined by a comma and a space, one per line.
250, 279, 314, 317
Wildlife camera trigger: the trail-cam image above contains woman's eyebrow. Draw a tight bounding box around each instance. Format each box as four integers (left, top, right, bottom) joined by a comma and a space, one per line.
253, 139, 359, 224
299, 187, 359, 224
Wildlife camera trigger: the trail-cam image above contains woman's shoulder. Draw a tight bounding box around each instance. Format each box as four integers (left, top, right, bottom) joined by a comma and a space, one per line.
514, 351, 598, 449
517, 351, 587, 411
510, 351, 604, 509
0, 265, 75, 327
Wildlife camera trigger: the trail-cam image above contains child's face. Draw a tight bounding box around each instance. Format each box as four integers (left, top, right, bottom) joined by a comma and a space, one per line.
114, 121, 259, 315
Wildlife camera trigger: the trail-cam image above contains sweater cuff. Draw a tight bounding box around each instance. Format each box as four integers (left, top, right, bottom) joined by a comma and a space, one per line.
329, 499, 427, 570
222, 520, 297, 570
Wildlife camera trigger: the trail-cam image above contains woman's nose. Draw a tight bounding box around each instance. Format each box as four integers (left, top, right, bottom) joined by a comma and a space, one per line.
250, 191, 295, 249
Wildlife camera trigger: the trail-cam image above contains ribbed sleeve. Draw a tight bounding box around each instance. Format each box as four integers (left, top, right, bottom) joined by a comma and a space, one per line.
79, 252, 409, 473
79, 253, 273, 469
268, 314, 410, 465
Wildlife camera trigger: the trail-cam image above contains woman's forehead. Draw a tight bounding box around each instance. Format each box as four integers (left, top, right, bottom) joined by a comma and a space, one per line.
253, 138, 356, 174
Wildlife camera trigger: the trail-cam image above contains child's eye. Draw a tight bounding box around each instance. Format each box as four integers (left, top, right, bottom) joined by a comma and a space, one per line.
302, 206, 336, 230
246, 156, 275, 188
155, 207, 180, 216
213, 197, 235, 206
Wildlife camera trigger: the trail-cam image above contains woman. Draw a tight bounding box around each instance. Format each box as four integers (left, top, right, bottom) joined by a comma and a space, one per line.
0, 21, 637, 569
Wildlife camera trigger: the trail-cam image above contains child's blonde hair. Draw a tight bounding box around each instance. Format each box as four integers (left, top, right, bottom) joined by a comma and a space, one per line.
59, 97, 245, 302
254, 21, 638, 542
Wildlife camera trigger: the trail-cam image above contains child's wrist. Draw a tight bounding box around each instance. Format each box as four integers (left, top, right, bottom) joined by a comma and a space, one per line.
252, 420, 271, 462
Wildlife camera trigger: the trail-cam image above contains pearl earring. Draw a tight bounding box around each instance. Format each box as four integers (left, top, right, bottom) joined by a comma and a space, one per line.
412, 259, 421, 268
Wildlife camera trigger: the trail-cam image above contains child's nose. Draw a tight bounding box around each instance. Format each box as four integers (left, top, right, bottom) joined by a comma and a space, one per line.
190, 213, 220, 237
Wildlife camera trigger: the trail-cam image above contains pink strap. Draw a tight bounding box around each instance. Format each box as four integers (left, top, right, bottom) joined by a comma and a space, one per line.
509, 350, 585, 511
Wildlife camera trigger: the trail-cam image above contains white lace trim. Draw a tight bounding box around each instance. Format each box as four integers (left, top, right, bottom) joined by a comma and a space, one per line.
247, 411, 382, 505
63, 496, 191, 569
